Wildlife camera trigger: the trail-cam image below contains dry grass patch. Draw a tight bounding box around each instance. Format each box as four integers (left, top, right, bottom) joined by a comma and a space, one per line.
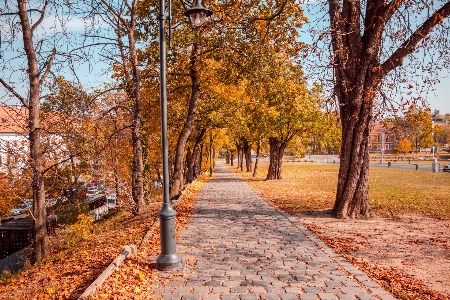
232, 162, 450, 219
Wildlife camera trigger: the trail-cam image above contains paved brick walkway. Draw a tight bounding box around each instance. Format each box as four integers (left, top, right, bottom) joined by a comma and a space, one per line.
155, 162, 396, 300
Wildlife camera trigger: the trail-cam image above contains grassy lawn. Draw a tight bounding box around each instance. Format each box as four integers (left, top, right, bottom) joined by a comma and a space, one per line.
231, 162, 450, 219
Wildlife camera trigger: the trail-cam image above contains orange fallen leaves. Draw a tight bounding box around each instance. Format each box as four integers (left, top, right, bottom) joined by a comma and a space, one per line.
0, 178, 205, 300
348, 258, 449, 300
90, 177, 205, 300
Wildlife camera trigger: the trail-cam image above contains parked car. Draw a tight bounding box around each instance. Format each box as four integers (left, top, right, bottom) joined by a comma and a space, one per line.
10, 205, 26, 216
86, 187, 99, 197
443, 163, 450, 172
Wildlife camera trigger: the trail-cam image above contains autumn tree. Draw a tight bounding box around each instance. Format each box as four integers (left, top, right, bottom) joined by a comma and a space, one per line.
240, 45, 321, 180
78, 0, 146, 214
0, 0, 72, 262
396, 105, 433, 152
0, 174, 15, 218
306, 1, 450, 218
397, 138, 412, 154
435, 123, 450, 146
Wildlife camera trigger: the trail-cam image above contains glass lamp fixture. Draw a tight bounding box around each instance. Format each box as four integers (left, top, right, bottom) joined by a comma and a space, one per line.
183, 0, 213, 27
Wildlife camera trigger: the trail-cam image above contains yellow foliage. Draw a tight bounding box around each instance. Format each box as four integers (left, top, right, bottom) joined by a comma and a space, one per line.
72, 214, 95, 237
62, 214, 96, 248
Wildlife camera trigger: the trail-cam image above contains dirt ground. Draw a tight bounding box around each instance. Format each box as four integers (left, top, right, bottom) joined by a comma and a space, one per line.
296, 212, 450, 299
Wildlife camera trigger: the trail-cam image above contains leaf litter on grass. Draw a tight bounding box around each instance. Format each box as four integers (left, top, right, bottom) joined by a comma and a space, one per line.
90, 177, 205, 300
0, 177, 205, 300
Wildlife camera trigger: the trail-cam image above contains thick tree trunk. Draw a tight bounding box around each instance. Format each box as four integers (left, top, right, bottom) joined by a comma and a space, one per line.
266, 137, 285, 180
253, 140, 261, 177
18, 0, 47, 263
243, 140, 252, 172
126, 7, 144, 214
332, 98, 372, 219
170, 43, 200, 199
225, 150, 230, 164
230, 153, 234, 166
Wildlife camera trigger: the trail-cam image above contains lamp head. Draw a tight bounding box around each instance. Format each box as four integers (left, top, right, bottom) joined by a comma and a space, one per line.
183, 0, 213, 27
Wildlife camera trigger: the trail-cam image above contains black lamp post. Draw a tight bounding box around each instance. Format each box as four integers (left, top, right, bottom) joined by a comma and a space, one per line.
156, 0, 213, 271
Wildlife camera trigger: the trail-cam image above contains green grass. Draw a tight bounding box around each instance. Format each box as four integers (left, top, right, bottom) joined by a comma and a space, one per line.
232, 162, 450, 219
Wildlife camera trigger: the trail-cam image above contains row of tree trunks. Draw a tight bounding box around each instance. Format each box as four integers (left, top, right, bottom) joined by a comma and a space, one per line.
170, 43, 200, 200
186, 128, 206, 184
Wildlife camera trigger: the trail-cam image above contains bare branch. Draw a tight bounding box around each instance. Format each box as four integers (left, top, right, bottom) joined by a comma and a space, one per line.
99, 0, 129, 29
380, 2, 450, 78
39, 47, 56, 85
0, 78, 29, 108
30, 0, 49, 33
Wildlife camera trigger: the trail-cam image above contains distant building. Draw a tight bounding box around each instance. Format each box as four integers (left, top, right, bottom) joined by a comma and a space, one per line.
369, 122, 398, 154
0, 106, 28, 173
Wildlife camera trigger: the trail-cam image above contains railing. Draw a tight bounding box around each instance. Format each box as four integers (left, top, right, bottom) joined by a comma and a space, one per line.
0, 217, 57, 260
0, 227, 33, 260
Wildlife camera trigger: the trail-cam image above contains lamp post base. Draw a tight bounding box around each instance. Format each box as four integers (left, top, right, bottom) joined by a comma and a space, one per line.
156, 203, 183, 271
156, 254, 183, 271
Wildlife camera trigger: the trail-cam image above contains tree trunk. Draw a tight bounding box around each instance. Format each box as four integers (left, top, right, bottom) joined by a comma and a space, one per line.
332, 99, 372, 219
266, 137, 285, 180
235, 143, 241, 169
239, 148, 244, 171
170, 43, 200, 199
18, 0, 47, 263
191, 145, 203, 178
327, 1, 450, 219
243, 140, 252, 172
114, 157, 120, 206
186, 128, 206, 184
230, 153, 234, 166
126, 4, 144, 214
253, 140, 261, 177
225, 150, 230, 164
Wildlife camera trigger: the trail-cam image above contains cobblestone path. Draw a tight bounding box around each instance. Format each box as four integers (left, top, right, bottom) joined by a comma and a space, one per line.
155, 162, 395, 300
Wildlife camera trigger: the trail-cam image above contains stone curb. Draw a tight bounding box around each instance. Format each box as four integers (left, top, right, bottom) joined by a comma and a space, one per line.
78, 245, 137, 299
78, 172, 207, 299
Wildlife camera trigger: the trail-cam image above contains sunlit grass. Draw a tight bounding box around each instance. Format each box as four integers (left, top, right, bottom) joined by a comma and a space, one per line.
230, 162, 450, 219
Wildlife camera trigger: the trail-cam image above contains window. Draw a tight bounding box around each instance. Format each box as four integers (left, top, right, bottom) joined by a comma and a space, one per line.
377, 144, 381, 150
377, 136, 382, 141
385, 144, 389, 150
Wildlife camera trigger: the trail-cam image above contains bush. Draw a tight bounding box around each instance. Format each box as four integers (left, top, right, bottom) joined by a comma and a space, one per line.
59, 214, 95, 250
50, 200, 89, 226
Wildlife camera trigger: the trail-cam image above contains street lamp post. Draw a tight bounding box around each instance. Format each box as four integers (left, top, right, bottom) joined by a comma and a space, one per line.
156, 0, 212, 271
